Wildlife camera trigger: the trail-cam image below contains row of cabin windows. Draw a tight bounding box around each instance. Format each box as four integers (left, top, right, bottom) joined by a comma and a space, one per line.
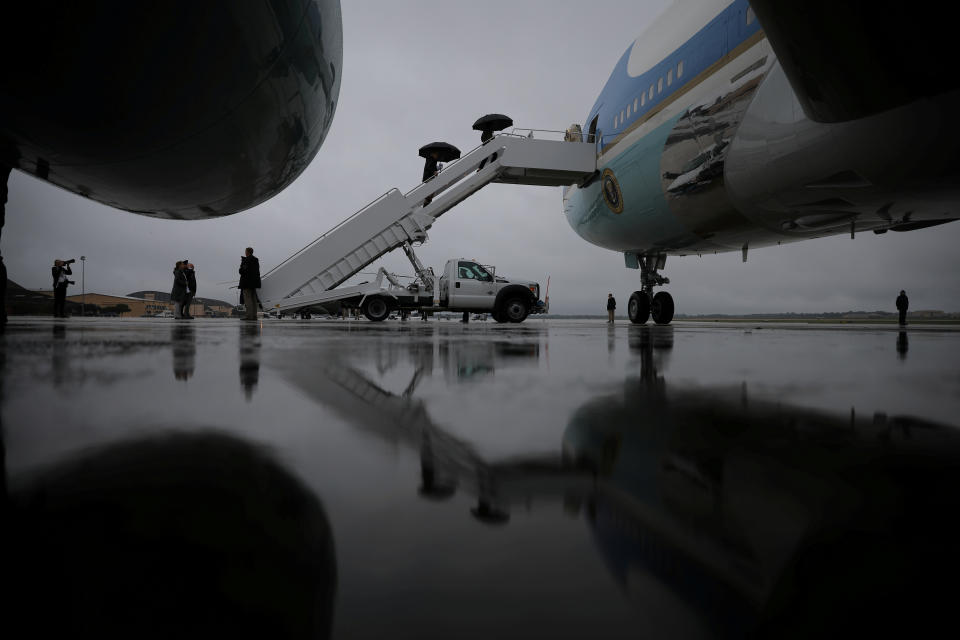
613, 58, 687, 129
613, 7, 754, 131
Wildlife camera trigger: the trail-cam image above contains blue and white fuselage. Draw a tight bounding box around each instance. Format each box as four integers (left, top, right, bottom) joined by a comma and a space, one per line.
564, 0, 960, 284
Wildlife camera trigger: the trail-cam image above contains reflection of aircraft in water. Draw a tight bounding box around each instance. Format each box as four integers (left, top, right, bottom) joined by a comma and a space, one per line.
5, 431, 337, 638
562, 326, 960, 636
281, 326, 960, 636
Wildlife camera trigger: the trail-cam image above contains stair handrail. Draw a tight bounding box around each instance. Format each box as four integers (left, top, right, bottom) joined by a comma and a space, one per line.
402, 138, 494, 198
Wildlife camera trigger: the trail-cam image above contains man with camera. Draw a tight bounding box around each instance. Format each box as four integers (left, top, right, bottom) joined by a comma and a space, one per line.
52, 258, 76, 318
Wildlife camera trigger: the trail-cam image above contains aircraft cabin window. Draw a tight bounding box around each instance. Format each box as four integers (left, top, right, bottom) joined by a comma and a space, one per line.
626, 104, 631, 117
746, 7, 755, 25
621, 110, 625, 124
649, 85, 654, 100
678, 60, 684, 78
634, 97, 638, 112
658, 78, 663, 93
641, 93, 646, 107
613, 115, 617, 128
667, 69, 673, 86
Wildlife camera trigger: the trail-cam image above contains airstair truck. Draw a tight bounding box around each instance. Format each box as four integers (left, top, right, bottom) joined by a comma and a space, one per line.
314, 254, 543, 323
256, 131, 595, 321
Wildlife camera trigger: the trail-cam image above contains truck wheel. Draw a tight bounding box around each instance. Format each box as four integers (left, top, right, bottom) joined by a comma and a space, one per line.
362, 297, 390, 322
502, 296, 529, 323
492, 309, 508, 323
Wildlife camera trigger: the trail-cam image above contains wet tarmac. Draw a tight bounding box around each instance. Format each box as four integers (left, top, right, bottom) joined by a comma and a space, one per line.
3, 317, 960, 638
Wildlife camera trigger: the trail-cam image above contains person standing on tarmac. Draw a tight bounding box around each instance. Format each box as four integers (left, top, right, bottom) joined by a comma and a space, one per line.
52, 259, 75, 318
182, 262, 197, 319
606, 293, 616, 323
239, 247, 262, 321
896, 290, 909, 326
170, 261, 189, 319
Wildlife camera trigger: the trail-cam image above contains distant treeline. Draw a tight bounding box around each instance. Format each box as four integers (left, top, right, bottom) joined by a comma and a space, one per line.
547, 311, 959, 320
674, 311, 960, 319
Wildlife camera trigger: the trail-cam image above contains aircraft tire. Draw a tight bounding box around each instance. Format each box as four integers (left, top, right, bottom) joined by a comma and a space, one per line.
628, 291, 650, 324
502, 296, 529, 323
651, 291, 674, 325
362, 296, 391, 322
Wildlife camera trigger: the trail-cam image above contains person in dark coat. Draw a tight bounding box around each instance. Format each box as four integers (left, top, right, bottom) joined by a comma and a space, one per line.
182, 262, 197, 319
170, 261, 189, 318
606, 293, 616, 323
477, 130, 496, 173
896, 290, 909, 326
239, 247, 262, 321
422, 151, 441, 206
51, 259, 75, 318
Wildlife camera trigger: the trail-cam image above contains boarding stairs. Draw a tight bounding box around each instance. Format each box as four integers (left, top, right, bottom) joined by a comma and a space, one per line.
259, 133, 596, 311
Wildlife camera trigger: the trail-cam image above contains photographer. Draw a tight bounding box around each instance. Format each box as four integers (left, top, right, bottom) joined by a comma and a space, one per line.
51, 258, 75, 318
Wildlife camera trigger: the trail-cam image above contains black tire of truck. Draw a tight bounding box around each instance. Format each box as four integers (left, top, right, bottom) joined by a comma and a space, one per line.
502, 296, 530, 323
362, 296, 391, 322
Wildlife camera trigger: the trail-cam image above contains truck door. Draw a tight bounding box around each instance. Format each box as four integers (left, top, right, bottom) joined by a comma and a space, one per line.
452, 261, 496, 310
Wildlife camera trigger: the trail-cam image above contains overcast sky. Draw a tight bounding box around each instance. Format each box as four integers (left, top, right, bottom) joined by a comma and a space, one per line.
5, 0, 960, 314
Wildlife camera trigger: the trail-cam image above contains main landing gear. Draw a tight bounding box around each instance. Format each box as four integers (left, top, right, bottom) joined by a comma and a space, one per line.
628, 254, 674, 325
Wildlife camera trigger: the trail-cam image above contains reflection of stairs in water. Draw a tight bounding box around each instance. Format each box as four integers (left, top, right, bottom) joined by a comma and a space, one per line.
278, 356, 592, 508
320, 364, 428, 426
315, 362, 483, 478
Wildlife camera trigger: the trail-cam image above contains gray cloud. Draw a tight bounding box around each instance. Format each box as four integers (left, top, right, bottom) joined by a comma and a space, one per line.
4, 0, 959, 314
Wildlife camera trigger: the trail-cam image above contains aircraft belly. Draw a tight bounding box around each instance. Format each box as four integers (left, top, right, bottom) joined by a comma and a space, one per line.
725, 64, 960, 238
0, 0, 343, 219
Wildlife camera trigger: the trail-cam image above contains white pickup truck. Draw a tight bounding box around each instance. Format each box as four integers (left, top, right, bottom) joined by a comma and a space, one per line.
303, 258, 546, 323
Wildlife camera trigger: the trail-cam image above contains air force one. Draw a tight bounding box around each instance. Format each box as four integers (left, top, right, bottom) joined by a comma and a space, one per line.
564, 0, 960, 323
0, 0, 342, 221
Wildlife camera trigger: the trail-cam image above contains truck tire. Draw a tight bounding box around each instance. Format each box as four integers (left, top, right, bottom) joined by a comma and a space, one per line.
362, 296, 391, 322
502, 296, 529, 323
492, 309, 508, 323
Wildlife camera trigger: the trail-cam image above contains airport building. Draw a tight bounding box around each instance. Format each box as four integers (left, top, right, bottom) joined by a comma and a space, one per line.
18, 289, 235, 317
63, 293, 191, 317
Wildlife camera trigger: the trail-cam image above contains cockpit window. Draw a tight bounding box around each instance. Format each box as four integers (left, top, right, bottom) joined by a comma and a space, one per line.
457, 261, 492, 282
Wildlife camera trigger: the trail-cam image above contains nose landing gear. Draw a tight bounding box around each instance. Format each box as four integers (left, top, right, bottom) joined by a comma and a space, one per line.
627, 254, 674, 325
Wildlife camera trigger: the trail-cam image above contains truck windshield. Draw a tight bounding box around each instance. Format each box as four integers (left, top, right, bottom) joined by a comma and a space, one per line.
457, 261, 492, 282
